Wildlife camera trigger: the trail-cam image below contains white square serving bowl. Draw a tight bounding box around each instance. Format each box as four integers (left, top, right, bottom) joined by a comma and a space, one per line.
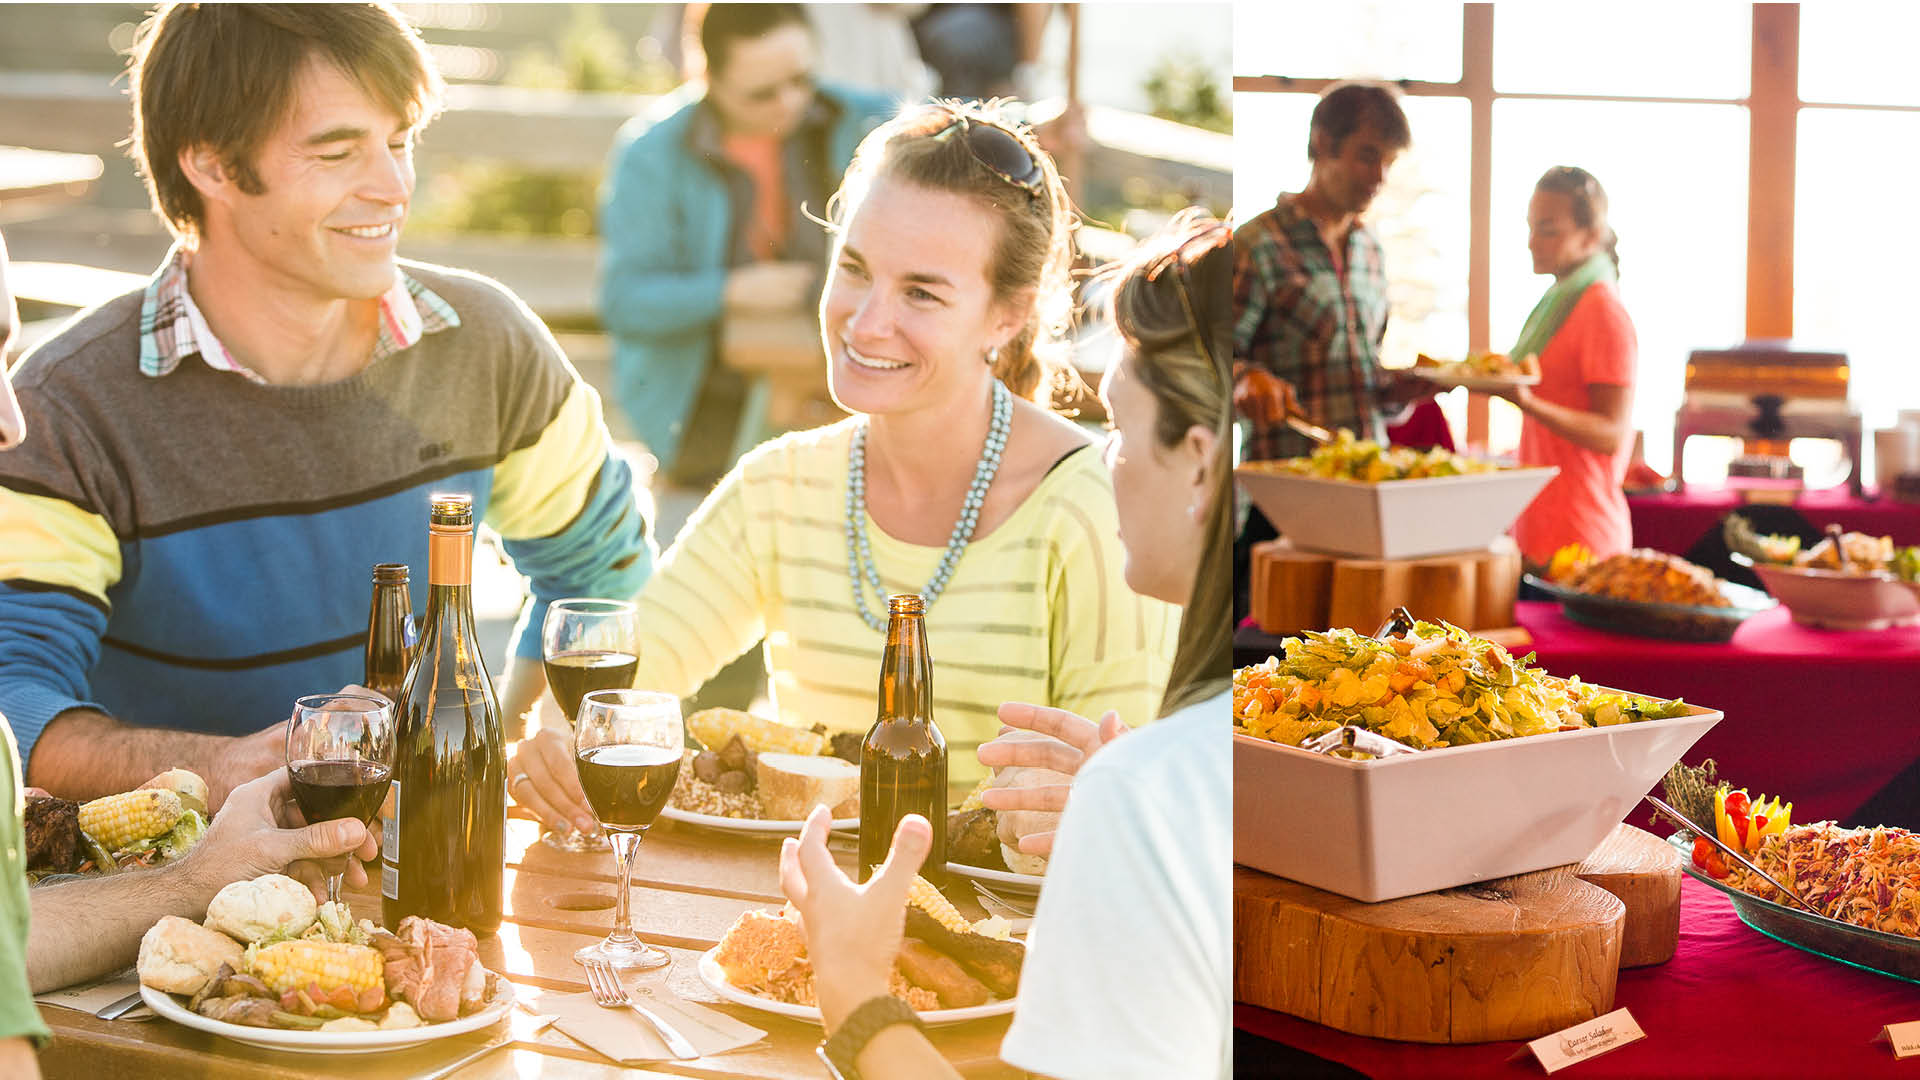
1232, 698, 1721, 903
1233, 465, 1557, 560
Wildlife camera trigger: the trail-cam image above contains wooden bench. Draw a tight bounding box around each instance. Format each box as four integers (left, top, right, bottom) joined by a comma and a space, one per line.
0, 144, 102, 220
8, 259, 145, 309
7, 260, 147, 361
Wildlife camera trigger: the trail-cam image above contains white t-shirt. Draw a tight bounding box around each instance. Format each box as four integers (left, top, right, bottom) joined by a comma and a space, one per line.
998, 691, 1231, 1079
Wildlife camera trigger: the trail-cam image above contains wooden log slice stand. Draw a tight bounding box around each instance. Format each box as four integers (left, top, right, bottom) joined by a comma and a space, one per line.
1234, 825, 1681, 1044
1577, 823, 1684, 967
1248, 537, 1522, 637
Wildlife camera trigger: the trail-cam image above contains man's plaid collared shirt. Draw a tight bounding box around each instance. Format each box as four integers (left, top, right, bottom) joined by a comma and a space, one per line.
138, 244, 460, 382
1232, 194, 1391, 461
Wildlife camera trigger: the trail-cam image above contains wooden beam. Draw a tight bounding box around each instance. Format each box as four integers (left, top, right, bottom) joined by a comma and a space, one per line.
1231, 76, 1463, 96
1234, 74, 1745, 110
1747, 3, 1799, 339
1464, 3, 1494, 448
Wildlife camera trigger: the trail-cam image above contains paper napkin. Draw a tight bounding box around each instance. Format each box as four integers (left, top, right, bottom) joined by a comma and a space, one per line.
528, 984, 765, 1063
35, 971, 149, 1019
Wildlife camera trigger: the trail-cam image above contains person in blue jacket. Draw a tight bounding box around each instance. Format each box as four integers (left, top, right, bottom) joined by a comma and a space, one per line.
599, 3, 895, 482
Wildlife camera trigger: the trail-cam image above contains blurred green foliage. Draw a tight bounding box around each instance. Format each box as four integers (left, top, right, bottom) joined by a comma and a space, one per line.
1079, 49, 1231, 228
409, 5, 672, 237
1143, 51, 1231, 134
409, 164, 600, 237
500, 4, 678, 94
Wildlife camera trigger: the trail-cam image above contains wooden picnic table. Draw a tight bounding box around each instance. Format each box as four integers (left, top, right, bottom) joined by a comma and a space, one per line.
34, 812, 1021, 1078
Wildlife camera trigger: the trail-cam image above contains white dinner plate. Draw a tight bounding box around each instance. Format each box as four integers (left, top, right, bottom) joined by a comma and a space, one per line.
659, 805, 858, 835
696, 948, 1014, 1027
945, 861, 1044, 897
140, 973, 513, 1054
1404, 365, 1541, 394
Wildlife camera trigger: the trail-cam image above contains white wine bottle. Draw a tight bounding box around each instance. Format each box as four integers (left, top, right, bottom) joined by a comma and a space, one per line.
382, 494, 505, 934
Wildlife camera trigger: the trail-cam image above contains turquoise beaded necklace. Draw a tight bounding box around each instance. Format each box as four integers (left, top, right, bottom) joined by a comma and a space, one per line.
845, 378, 1013, 633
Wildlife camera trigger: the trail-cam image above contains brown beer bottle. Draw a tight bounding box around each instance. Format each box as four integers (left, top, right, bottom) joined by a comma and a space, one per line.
364, 563, 416, 706
383, 494, 506, 934
858, 594, 948, 883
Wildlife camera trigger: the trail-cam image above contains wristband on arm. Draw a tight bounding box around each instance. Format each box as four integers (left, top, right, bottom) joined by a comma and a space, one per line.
816, 994, 925, 1080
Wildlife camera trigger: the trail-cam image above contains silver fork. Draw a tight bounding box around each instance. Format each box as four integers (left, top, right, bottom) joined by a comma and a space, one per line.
580, 958, 699, 1060
971, 880, 1037, 918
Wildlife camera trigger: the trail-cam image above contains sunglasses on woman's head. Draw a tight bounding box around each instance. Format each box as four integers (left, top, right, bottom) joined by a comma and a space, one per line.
924, 111, 1046, 199
1144, 218, 1232, 376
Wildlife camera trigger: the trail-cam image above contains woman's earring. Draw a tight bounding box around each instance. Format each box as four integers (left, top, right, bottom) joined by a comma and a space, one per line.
1189, 500, 1202, 521
986, 345, 1000, 368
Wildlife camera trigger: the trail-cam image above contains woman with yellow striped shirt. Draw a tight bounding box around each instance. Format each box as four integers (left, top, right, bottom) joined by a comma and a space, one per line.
509, 100, 1179, 831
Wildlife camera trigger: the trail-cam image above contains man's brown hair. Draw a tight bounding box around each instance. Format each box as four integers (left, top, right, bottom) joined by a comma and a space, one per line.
1307, 81, 1411, 161
128, 3, 444, 239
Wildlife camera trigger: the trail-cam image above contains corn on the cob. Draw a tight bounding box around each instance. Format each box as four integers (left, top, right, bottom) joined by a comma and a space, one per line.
907, 875, 972, 935
688, 707, 827, 756
79, 788, 184, 851
957, 776, 992, 813
249, 940, 385, 997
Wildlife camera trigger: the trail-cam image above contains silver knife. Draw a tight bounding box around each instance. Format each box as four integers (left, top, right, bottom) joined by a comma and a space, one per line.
412, 1010, 558, 1080
94, 991, 147, 1020
624, 998, 700, 1060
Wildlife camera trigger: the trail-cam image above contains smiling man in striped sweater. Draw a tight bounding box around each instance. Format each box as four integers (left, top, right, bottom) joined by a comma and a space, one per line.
0, 4, 653, 810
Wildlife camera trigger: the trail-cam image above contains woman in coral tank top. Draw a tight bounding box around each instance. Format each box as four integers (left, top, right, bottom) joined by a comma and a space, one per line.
1498, 166, 1637, 566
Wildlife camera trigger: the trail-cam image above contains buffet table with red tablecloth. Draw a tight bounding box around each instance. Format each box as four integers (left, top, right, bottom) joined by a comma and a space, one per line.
1235, 876, 1920, 1079
1630, 486, 1920, 556
1515, 600, 1920, 829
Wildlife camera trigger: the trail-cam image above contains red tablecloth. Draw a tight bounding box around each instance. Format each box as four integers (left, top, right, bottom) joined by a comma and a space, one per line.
1237, 876, 1920, 1079
1517, 600, 1920, 827
1630, 487, 1920, 556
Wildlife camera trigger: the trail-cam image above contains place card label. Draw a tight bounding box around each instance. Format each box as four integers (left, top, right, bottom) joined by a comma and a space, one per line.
1516, 1008, 1646, 1074
1874, 1020, 1920, 1058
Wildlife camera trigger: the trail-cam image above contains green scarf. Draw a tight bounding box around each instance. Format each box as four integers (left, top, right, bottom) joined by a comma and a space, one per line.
1511, 252, 1616, 365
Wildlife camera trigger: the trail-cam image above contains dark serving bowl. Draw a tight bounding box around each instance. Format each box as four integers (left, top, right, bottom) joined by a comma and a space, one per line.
1524, 573, 1776, 643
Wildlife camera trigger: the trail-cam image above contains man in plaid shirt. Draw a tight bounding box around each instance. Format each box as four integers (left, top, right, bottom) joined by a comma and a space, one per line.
1233, 82, 1428, 617
1233, 81, 1420, 463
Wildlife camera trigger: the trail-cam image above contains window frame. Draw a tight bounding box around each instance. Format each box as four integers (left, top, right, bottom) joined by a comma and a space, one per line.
1232, 4, 1911, 446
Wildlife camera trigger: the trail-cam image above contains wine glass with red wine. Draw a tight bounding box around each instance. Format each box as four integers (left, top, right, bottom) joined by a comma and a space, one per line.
540, 598, 641, 853
286, 693, 395, 905
573, 689, 682, 971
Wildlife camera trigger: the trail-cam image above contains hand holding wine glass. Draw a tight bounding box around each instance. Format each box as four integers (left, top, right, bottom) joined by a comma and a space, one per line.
536, 598, 641, 853
573, 689, 682, 971
285, 693, 394, 906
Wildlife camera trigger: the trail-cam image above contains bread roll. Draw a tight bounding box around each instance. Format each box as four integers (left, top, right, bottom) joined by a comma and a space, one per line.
754, 753, 859, 820
990, 762, 1068, 874
137, 915, 244, 995
204, 874, 317, 944
1000, 842, 1048, 877
139, 769, 209, 816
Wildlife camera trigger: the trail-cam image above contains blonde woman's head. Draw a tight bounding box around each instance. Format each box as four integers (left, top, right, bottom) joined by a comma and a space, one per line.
820, 101, 1075, 416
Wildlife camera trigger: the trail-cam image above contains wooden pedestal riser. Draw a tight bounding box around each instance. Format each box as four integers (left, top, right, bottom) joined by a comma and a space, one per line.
1575, 823, 1684, 967
1250, 538, 1522, 636
1233, 826, 1681, 1044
